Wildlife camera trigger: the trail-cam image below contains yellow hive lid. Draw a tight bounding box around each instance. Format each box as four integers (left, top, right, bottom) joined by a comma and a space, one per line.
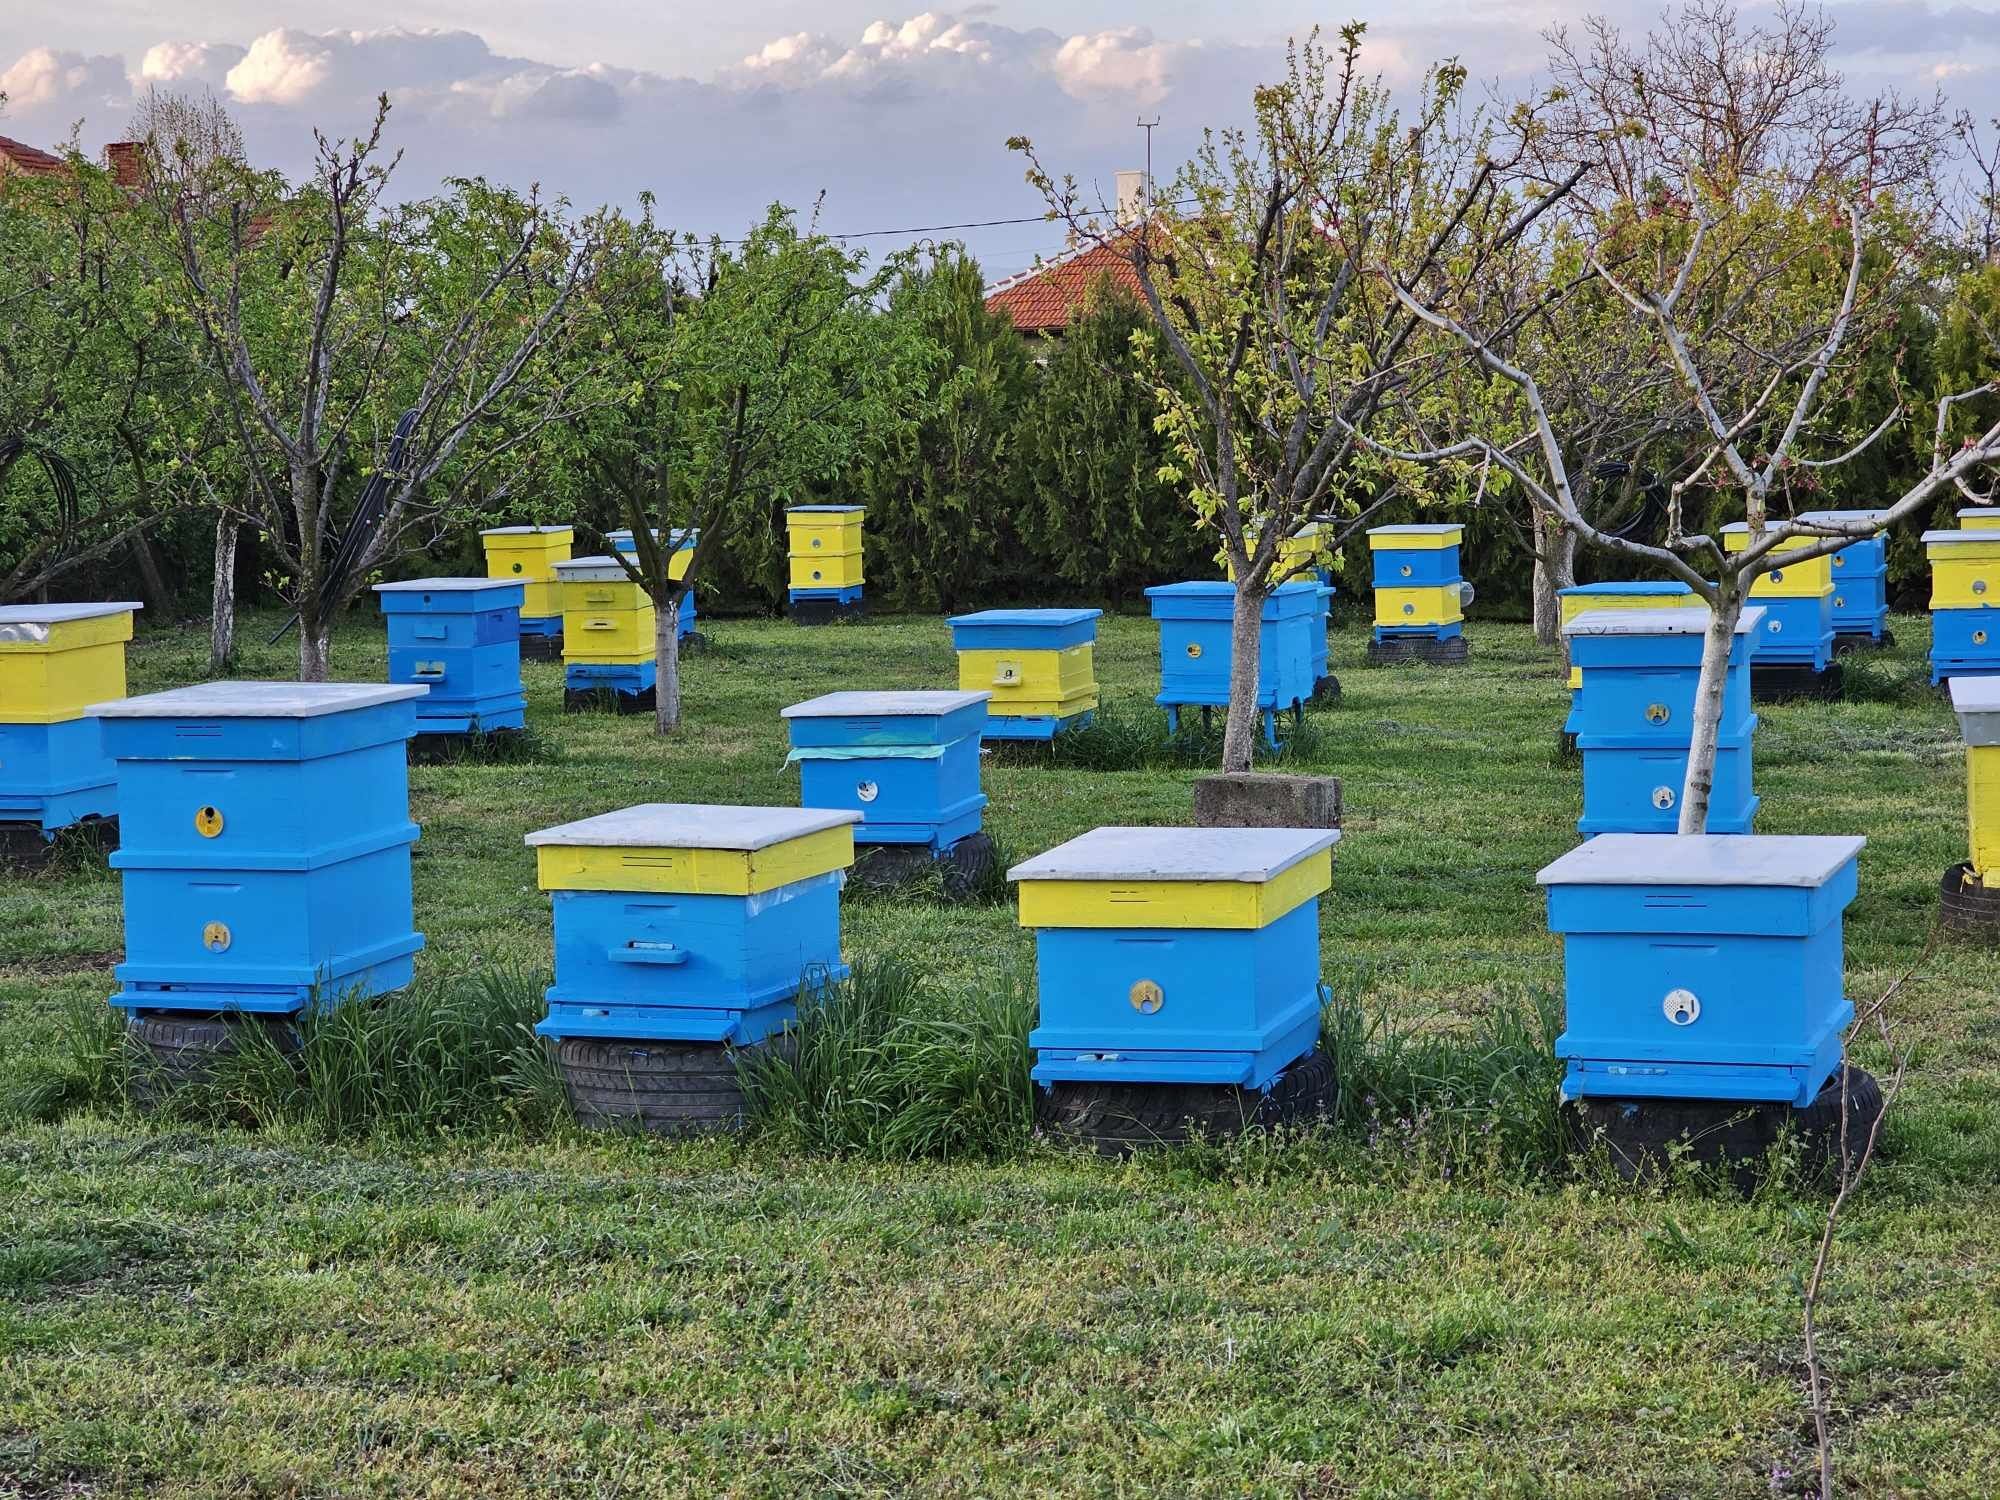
1367, 524, 1461, 550
528, 803, 859, 895
1008, 825, 1339, 930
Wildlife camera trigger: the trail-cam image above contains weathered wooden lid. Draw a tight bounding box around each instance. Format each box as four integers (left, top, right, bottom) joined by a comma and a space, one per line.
782, 690, 990, 718
1950, 675, 2000, 745
1562, 606, 1764, 637
1537, 833, 1863, 888
1008, 825, 1341, 883
526, 803, 859, 849
372, 577, 522, 593
89, 681, 427, 718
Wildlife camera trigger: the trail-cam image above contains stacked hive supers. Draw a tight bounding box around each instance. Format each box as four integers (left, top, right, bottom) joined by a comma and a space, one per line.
1943, 676, 2000, 934
1798, 509, 1892, 647
608, 528, 697, 639
1366, 524, 1468, 663
372, 578, 527, 738
553, 556, 657, 710
947, 608, 1102, 741
786, 506, 865, 622
1923, 529, 2000, 685
0, 602, 140, 845
1721, 523, 1837, 694
479, 526, 572, 655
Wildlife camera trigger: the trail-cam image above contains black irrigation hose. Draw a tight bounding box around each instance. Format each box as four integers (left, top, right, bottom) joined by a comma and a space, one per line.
270, 409, 420, 644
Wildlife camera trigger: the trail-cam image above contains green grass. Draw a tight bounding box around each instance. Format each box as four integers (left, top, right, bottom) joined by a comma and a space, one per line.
2, 607, 1998, 1496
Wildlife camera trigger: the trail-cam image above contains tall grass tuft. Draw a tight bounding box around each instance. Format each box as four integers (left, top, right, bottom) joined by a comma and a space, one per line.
2, 989, 128, 1123
983, 700, 1331, 772
740, 957, 1036, 1160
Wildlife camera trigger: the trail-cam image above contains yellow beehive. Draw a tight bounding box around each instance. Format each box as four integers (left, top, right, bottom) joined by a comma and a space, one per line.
553, 557, 656, 665
1925, 530, 2000, 609
1960, 507, 2000, 534
786, 506, 864, 593
1952, 678, 2000, 882
1015, 842, 1333, 929
1222, 523, 1325, 583
1557, 588, 1702, 688
536, 818, 854, 895
1721, 524, 1835, 598
0, 603, 141, 723
481, 526, 573, 620
1373, 585, 1463, 631
959, 645, 1098, 719
788, 551, 865, 591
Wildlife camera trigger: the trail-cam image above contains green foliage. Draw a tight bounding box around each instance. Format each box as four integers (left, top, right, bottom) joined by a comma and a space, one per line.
859, 248, 1033, 610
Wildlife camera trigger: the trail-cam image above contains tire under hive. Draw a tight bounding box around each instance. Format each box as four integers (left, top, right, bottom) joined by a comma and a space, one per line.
1038, 1049, 1336, 1155
1750, 661, 1844, 702
789, 597, 866, 625
0, 815, 117, 868
1365, 634, 1469, 665
1940, 863, 2000, 935
848, 831, 995, 901
563, 685, 656, 715
125, 1011, 303, 1111
556, 1034, 790, 1136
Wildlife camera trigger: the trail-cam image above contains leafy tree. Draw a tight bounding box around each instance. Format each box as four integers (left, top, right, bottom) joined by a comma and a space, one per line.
859, 248, 1030, 611
1013, 276, 1209, 603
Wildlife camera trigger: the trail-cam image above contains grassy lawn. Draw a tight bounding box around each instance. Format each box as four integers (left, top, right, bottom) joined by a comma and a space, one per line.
2, 607, 1997, 1498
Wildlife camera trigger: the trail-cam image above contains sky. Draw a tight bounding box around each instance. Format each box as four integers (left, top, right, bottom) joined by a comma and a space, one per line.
3, 2, 1998, 281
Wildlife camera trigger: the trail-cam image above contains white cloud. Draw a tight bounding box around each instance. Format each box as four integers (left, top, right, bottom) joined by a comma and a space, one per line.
139, 41, 246, 89
1050, 28, 1180, 105
0, 46, 127, 114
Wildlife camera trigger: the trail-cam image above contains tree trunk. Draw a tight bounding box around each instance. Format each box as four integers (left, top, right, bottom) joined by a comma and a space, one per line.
129, 532, 174, 618
654, 592, 682, 735
1221, 580, 1266, 773
297, 609, 332, 682
1678, 583, 1744, 835
209, 516, 239, 676
1533, 517, 1576, 648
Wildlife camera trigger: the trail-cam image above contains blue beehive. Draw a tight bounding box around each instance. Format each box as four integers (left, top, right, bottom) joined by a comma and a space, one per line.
372, 577, 526, 736
1368, 524, 1466, 643
1311, 583, 1337, 689
528, 803, 859, 1046
1566, 607, 1762, 837
608, 528, 697, 639
1556, 583, 1698, 732
1010, 826, 1338, 1089
0, 602, 142, 838
1925, 529, 2000, 684
1799, 509, 1891, 645
1721, 522, 1836, 673
89, 682, 428, 1017
1538, 833, 1863, 1106
782, 690, 989, 851
1145, 582, 1320, 748
947, 608, 1102, 741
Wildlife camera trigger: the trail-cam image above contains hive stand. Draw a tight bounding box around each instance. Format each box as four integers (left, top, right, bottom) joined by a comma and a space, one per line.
1538, 833, 1880, 1184
781, 690, 996, 899
480, 525, 572, 661
1365, 523, 1469, 665
372, 578, 527, 755
947, 608, 1102, 742
1564, 607, 1762, 838
527, 803, 859, 1134
1144, 582, 1319, 750
607, 528, 699, 641
1944, 676, 2000, 936
1923, 529, 2000, 687
0, 602, 141, 863
1011, 826, 1339, 1153
1799, 509, 1894, 652
1554, 583, 1698, 756
786, 506, 866, 623
1720, 523, 1841, 701
554, 555, 658, 713
90, 682, 428, 1101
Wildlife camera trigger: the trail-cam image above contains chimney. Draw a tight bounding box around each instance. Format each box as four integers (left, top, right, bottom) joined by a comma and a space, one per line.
103, 141, 144, 190
1115, 168, 1152, 224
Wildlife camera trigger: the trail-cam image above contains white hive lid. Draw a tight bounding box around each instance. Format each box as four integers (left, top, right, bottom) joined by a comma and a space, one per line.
788, 505, 864, 513
1958, 507, 1999, 523
551, 555, 637, 579
1798, 509, 1892, 526
1950, 675, 2000, 745
1921, 530, 1990, 546
1008, 825, 1341, 883
0, 601, 142, 645
89, 681, 428, 718
526, 802, 860, 849
1537, 833, 1864, 889
782, 690, 991, 718
480, 524, 572, 535
1562, 606, 1764, 638
372, 576, 521, 593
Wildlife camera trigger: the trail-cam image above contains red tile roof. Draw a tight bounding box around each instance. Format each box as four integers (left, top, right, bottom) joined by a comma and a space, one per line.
986, 229, 1145, 334
0, 134, 67, 179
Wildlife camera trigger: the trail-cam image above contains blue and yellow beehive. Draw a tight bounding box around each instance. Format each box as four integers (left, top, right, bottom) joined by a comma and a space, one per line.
1565, 608, 1762, 837
372, 578, 526, 736
1962, 507, 2000, 533
786, 506, 865, 618
554, 555, 657, 701
1557, 582, 1699, 716
1010, 825, 1338, 1089
1538, 833, 1862, 1106
1367, 524, 1466, 642
947, 608, 1102, 741
1145, 581, 1319, 748
608, 527, 697, 638
1951, 677, 2000, 894
0, 602, 141, 837
528, 803, 860, 1046
1224, 526, 1337, 684
480, 525, 572, 642
1924, 529, 2000, 684
89, 682, 427, 1017
1721, 523, 1836, 672
782, 690, 989, 851
1798, 509, 1892, 645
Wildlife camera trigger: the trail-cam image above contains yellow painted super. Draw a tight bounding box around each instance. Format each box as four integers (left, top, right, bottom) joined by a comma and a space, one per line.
1367, 527, 1461, 551
1016, 848, 1333, 930
1223, 527, 1323, 582
1374, 585, 1462, 629
0, 611, 135, 724
788, 551, 864, 590
537, 824, 854, 895
786, 509, 865, 554
958, 644, 1097, 717
482, 527, 573, 583
1558, 590, 1700, 688
1972, 744, 2000, 879
1961, 511, 2000, 532
1928, 535, 2000, 609
1724, 529, 1835, 597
